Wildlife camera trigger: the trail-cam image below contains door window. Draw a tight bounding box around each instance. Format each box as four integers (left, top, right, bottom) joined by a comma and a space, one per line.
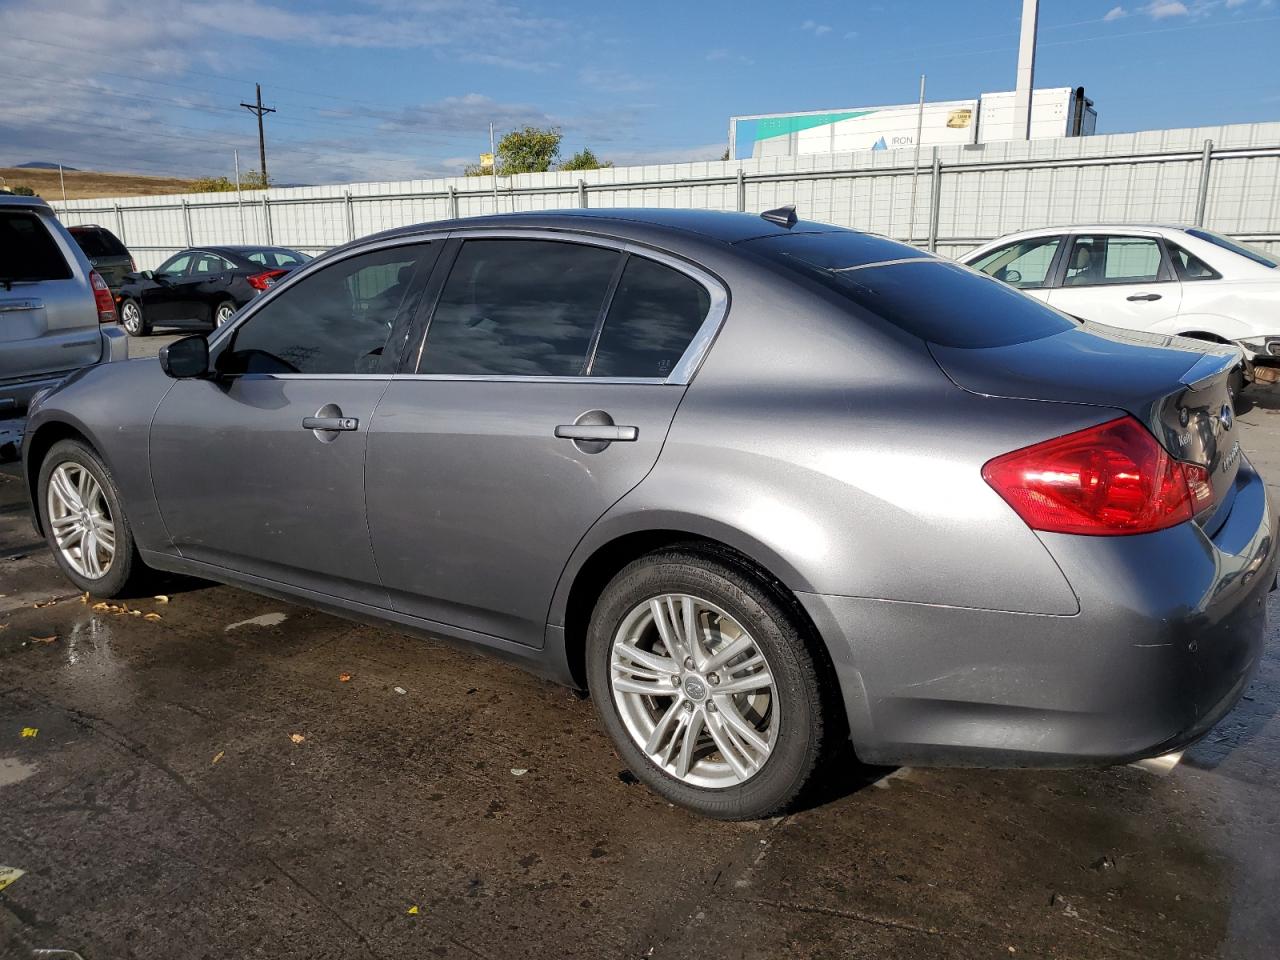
1062, 236, 1163, 286
0, 211, 72, 282
192, 253, 233, 274
590, 256, 712, 378
970, 236, 1062, 289
219, 244, 428, 375
1166, 242, 1219, 281
419, 239, 620, 377
156, 253, 192, 278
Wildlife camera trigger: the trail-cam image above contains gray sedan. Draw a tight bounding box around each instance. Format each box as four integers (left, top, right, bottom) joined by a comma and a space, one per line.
21, 209, 1275, 820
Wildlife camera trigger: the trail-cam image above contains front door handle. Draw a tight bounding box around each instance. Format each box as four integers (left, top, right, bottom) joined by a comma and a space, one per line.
554, 424, 638, 442
1126, 293, 1162, 302
303, 416, 359, 432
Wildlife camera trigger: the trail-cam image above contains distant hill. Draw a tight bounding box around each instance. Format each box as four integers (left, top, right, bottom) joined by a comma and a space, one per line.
0, 167, 204, 201
15, 161, 80, 171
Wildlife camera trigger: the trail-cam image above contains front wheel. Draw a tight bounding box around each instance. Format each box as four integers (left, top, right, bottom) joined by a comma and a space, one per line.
213, 300, 238, 328
586, 548, 832, 820
38, 439, 147, 597
119, 298, 148, 336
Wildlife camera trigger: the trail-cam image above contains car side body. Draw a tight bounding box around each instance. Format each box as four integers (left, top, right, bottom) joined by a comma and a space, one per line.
22, 210, 1275, 794
116, 244, 310, 334
961, 224, 1280, 371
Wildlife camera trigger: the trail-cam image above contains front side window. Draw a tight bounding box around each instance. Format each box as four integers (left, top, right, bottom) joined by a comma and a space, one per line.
220, 244, 429, 375
1062, 236, 1163, 286
419, 239, 620, 377
590, 256, 711, 378
970, 236, 1062, 289
156, 253, 191, 277
0, 211, 72, 282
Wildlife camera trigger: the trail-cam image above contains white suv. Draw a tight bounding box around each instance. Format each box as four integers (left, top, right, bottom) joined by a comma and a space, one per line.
962, 225, 1280, 378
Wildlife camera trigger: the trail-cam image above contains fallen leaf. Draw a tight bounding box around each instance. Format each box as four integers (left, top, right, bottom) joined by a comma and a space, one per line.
143, 612, 163, 622
393, 686, 407, 695
80, 592, 89, 604
30, 635, 57, 644
0, 866, 25, 893
339, 673, 352, 682
20, 727, 38, 738
129, 609, 142, 617
154, 595, 170, 603
290, 733, 305, 744
92, 602, 111, 611
510, 768, 528, 777
406, 905, 420, 916
212, 751, 224, 765
33, 596, 65, 608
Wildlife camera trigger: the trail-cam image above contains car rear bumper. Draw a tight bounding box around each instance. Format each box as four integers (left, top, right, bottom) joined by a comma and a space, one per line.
802, 457, 1276, 768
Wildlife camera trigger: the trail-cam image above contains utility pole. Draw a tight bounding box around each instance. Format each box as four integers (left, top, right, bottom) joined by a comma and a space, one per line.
1013, 0, 1039, 140
240, 83, 276, 185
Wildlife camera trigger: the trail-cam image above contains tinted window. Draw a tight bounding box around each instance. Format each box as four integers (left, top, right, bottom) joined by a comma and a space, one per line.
70, 227, 128, 258
1185, 229, 1278, 269
1062, 236, 1162, 286
0, 211, 72, 282
221, 245, 427, 375
157, 253, 191, 277
590, 256, 711, 378
243, 248, 308, 268
420, 239, 619, 377
970, 236, 1062, 289
1167, 242, 1218, 281
747, 231, 926, 271
193, 253, 233, 274
807, 259, 1075, 349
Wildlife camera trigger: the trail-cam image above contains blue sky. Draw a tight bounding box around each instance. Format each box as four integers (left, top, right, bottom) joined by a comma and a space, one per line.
1, 0, 1277, 184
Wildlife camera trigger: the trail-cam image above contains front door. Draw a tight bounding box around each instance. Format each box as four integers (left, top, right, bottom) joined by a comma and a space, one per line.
143, 253, 199, 325
366, 237, 721, 646
1047, 234, 1182, 331
150, 240, 439, 604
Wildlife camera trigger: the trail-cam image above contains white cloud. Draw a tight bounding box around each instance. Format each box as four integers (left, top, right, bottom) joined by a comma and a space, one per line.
579, 67, 649, 94
1103, 5, 1127, 20
1142, 1, 1189, 17
800, 19, 833, 35
844, 30, 859, 39
1224, 0, 1246, 6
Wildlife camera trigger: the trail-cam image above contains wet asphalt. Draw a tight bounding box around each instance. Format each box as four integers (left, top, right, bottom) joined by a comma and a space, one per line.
2, 342, 1279, 959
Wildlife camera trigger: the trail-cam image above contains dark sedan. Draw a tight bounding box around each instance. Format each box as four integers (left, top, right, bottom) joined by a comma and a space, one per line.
117, 245, 310, 336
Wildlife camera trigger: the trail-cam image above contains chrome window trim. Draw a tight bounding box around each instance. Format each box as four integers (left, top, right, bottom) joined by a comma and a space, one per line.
226, 373, 672, 385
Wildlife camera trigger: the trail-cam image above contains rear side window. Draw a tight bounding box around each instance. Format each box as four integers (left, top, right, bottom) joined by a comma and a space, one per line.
590, 256, 711, 378
0, 211, 72, 283
811, 259, 1076, 349
70, 227, 128, 258
1166, 242, 1219, 281
1062, 236, 1163, 286
420, 239, 620, 377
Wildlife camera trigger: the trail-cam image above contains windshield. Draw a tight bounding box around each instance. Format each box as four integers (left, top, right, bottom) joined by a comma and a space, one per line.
1186, 229, 1278, 269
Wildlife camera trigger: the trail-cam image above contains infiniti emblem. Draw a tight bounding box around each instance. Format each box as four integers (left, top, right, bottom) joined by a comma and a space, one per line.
683, 677, 708, 701
1219, 403, 1233, 432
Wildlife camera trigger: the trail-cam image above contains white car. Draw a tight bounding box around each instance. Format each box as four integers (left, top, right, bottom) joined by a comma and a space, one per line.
962, 225, 1280, 378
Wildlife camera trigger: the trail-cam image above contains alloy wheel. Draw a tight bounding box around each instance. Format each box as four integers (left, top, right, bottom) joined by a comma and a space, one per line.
609, 594, 777, 788
121, 301, 142, 334
46, 462, 116, 580
215, 304, 235, 326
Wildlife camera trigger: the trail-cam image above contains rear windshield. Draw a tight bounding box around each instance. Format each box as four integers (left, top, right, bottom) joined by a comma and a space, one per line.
748, 231, 927, 271
242, 248, 309, 268
770, 251, 1077, 349
1185, 229, 1278, 269
0, 210, 73, 283
70, 227, 129, 258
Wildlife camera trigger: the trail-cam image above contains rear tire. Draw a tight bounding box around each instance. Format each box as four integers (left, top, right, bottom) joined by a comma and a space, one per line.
214, 301, 237, 328
119, 298, 149, 336
38, 439, 149, 597
586, 547, 831, 820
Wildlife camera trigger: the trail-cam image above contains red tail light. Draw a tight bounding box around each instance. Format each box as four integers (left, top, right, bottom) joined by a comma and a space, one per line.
247, 268, 287, 291
90, 270, 117, 324
982, 416, 1212, 536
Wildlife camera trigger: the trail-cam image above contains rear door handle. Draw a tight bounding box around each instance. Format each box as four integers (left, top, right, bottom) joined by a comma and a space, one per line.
1126, 293, 1162, 302
303, 416, 359, 432
554, 424, 639, 442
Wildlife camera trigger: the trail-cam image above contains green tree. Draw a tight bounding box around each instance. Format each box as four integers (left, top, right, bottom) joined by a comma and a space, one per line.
560, 148, 612, 172
465, 125, 564, 176
11, 184, 36, 196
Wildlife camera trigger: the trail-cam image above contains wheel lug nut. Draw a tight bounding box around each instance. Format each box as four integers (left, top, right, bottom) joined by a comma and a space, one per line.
706, 701, 717, 713
670, 675, 681, 687
707, 673, 719, 685
683, 657, 695, 670
682, 701, 694, 713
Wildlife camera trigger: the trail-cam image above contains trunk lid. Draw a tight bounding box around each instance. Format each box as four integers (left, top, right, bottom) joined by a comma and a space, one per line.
930, 322, 1243, 530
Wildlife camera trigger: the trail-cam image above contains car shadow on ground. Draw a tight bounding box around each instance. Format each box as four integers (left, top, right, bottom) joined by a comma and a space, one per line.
1235, 384, 1280, 415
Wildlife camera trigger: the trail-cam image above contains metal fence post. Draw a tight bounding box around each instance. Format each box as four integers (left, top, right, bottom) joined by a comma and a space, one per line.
927, 150, 942, 253
448, 185, 459, 219
262, 195, 272, 245
736, 169, 745, 212
114, 203, 126, 246
181, 199, 193, 245
344, 191, 355, 241
578, 179, 588, 208
1194, 139, 1214, 227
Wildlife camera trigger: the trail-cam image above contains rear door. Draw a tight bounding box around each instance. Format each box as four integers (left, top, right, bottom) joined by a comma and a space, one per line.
366, 234, 723, 646
188, 252, 236, 324
0, 206, 101, 392
1047, 234, 1182, 330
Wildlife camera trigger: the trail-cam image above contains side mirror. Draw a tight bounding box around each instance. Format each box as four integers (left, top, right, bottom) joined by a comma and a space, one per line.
159, 335, 209, 379
142, 269, 155, 281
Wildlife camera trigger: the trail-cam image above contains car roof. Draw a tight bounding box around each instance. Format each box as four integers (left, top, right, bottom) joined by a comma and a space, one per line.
203, 244, 300, 254
985, 224, 1192, 239
0, 193, 53, 210
364, 208, 852, 247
